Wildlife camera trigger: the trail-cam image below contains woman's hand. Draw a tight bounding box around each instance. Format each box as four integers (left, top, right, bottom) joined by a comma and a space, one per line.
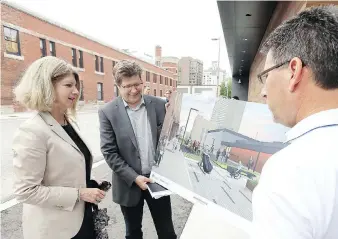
79, 188, 106, 204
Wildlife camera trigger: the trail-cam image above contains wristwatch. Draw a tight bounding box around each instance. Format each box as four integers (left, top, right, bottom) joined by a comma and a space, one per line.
76, 189, 80, 203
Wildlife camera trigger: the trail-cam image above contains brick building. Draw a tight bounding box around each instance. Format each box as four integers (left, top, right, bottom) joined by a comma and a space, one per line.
217, 1, 338, 102
154, 45, 179, 92
1, 1, 176, 112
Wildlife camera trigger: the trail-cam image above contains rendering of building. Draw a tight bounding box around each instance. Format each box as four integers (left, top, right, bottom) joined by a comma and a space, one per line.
217, 0, 338, 102
210, 98, 246, 131
1, 1, 176, 112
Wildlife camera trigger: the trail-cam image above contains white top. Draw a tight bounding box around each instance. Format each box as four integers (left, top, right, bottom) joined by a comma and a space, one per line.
252, 109, 338, 239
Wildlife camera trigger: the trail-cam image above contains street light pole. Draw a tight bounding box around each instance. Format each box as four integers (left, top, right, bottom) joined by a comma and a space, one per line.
217, 38, 221, 97
212, 37, 221, 97
181, 108, 199, 146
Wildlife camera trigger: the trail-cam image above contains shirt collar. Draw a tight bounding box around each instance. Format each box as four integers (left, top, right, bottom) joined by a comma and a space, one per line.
285, 108, 338, 143
122, 96, 145, 109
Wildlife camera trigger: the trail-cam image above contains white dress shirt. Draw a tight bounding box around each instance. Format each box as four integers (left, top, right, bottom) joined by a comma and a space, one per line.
252, 109, 338, 239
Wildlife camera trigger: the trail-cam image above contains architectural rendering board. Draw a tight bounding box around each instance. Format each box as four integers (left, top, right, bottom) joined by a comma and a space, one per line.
151, 92, 289, 222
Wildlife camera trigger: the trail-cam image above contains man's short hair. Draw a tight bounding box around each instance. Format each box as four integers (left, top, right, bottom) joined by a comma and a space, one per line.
113, 60, 143, 86
261, 5, 338, 89
232, 96, 239, 100
14, 56, 80, 115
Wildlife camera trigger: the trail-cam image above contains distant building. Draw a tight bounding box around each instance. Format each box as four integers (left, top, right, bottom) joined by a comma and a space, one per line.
155, 45, 162, 67
1, 2, 176, 112
203, 61, 228, 86
178, 57, 203, 86
154, 46, 178, 90
177, 85, 217, 96
161, 56, 179, 81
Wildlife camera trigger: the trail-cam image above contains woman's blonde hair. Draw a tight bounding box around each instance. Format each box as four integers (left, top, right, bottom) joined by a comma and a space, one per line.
14, 56, 80, 116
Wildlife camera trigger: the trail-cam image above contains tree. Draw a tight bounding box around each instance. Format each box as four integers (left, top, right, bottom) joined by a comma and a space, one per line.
227, 78, 232, 98
219, 78, 232, 98
220, 81, 227, 97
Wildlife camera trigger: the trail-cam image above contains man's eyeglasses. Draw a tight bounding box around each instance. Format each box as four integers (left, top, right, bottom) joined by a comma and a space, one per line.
120, 82, 143, 90
257, 60, 290, 83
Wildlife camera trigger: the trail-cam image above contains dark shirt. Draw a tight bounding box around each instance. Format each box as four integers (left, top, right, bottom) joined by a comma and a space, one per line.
62, 124, 95, 239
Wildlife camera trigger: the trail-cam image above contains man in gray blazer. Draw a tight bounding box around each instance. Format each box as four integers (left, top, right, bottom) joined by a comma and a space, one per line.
99, 60, 176, 239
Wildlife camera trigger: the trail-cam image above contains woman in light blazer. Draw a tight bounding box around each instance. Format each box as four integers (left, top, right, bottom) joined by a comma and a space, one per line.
12, 56, 106, 239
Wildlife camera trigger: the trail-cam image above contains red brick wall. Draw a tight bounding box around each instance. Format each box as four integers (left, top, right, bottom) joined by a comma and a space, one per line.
229, 147, 272, 173
248, 1, 338, 103
162, 62, 178, 78
248, 1, 307, 103
1, 3, 176, 110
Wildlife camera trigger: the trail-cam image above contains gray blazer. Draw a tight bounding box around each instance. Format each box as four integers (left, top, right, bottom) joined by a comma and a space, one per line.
98, 95, 166, 206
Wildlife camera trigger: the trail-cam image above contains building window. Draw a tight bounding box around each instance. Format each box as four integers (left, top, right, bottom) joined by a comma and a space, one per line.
79, 50, 84, 68
160, 76, 163, 84
160, 90, 163, 97
4, 26, 21, 56
100, 57, 104, 72
146, 71, 150, 82
40, 39, 47, 57
170, 79, 172, 86
114, 84, 119, 97
97, 82, 103, 100
112, 61, 116, 71
153, 73, 157, 83
165, 77, 168, 85
154, 89, 156, 96
71, 48, 77, 67
95, 55, 99, 72
79, 80, 84, 101
49, 41, 56, 56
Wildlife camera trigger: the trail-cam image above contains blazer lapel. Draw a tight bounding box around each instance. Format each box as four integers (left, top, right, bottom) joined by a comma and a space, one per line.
67, 117, 93, 166
39, 112, 82, 154
117, 97, 138, 150
144, 96, 157, 149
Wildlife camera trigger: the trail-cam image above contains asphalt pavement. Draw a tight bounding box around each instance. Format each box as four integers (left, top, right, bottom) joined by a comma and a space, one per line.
153, 141, 253, 221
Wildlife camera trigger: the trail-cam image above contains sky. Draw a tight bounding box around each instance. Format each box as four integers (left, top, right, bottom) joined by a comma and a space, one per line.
179, 93, 217, 132
8, 0, 231, 73
238, 102, 290, 142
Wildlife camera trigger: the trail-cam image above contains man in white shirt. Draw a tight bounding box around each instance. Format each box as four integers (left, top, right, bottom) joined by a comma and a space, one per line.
252, 5, 338, 239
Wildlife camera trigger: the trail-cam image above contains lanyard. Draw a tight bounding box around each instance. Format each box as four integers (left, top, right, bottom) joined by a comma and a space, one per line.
286, 124, 338, 143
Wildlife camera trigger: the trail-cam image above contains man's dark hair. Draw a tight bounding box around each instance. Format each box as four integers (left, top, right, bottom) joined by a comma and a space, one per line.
261, 5, 338, 89
232, 96, 239, 100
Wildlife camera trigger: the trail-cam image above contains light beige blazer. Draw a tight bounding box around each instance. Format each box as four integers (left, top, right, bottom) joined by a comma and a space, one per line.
12, 112, 93, 239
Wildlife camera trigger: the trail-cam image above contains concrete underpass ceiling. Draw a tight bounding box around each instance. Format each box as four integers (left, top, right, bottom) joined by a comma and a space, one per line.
217, 1, 277, 82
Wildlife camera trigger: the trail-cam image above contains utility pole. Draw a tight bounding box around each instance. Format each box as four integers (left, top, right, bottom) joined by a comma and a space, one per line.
212, 37, 221, 97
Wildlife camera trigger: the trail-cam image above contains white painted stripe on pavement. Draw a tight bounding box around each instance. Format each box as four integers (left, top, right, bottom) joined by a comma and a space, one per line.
0, 198, 18, 212
0, 159, 106, 212
93, 159, 106, 168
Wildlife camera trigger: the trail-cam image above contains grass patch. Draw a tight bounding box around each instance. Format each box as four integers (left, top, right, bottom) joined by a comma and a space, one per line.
183, 152, 200, 161
213, 160, 228, 170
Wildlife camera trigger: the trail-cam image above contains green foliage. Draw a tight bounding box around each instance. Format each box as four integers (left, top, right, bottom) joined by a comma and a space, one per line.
219, 78, 232, 98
